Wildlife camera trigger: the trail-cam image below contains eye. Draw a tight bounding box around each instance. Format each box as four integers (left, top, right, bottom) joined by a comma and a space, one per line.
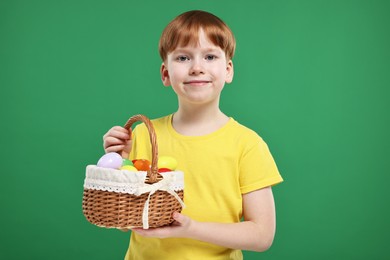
176, 55, 189, 62
205, 55, 217, 61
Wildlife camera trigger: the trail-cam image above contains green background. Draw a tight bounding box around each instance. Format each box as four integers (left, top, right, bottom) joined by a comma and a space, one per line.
1, 0, 389, 259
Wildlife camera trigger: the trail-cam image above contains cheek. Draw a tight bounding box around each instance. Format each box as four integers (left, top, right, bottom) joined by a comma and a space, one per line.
172, 69, 189, 83
215, 69, 228, 81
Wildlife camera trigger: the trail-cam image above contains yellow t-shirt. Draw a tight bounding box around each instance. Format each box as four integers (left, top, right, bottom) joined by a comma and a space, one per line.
125, 114, 283, 260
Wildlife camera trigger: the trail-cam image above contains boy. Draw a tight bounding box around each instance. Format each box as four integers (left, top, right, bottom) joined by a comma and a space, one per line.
103, 10, 283, 260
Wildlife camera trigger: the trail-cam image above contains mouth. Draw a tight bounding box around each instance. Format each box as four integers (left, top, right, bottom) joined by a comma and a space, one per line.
184, 80, 211, 86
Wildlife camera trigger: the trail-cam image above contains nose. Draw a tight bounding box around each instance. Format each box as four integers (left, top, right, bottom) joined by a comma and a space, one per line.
189, 59, 204, 75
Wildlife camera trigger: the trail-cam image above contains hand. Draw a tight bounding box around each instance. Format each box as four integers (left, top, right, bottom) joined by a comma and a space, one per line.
131, 212, 193, 239
119, 188, 277, 252
103, 126, 132, 158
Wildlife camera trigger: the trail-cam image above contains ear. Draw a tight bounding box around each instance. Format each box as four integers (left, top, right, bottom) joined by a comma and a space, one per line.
225, 60, 234, 84
160, 63, 171, 87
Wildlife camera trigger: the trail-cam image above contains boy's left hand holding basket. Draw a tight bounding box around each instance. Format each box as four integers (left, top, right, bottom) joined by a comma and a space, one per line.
82, 114, 185, 229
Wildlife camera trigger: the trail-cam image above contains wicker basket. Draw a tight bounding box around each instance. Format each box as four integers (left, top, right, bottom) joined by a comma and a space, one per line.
82, 114, 185, 229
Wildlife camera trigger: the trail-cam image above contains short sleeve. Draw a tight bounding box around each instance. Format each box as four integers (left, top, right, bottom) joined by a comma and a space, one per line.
239, 138, 283, 194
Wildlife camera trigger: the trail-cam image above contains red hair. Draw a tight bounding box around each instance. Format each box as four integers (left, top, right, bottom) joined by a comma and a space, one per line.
159, 10, 236, 61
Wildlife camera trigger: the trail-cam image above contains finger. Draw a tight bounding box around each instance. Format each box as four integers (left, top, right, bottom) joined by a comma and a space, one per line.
110, 126, 129, 133
172, 212, 187, 224
104, 136, 127, 146
132, 227, 167, 238
131, 228, 149, 236
171, 220, 181, 226
105, 144, 126, 153
103, 136, 129, 151
103, 127, 130, 140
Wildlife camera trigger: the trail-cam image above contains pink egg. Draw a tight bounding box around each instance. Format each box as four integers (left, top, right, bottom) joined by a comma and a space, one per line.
97, 152, 123, 169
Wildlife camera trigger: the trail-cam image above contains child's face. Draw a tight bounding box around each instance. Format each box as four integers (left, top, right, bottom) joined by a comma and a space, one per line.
161, 29, 234, 106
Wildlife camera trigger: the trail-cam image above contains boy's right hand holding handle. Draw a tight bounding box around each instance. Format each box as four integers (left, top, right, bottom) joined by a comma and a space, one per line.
103, 126, 132, 159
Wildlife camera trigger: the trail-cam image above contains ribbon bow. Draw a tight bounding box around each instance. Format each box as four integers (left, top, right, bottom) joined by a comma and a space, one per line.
134, 174, 185, 229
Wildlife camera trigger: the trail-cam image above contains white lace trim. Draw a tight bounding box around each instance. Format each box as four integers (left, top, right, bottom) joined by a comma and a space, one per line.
83, 165, 184, 194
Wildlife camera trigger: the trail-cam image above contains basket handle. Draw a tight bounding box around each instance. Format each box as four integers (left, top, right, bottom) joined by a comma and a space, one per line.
123, 114, 159, 183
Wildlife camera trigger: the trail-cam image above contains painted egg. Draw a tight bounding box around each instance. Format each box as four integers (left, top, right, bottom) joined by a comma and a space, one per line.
132, 159, 151, 171
158, 156, 177, 171
158, 168, 171, 173
97, 152, 123, 169
120, 165, 138, 171
122, 158, 134, 166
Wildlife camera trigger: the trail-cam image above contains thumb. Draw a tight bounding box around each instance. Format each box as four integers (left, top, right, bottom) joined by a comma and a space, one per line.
172, 212, 188, 225
121, 139, 132, 159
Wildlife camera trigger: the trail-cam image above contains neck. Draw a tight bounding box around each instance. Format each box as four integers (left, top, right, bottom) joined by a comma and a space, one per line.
172, 101, 229, 136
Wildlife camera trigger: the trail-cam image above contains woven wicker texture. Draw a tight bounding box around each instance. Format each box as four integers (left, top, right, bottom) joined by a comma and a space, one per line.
82, 114, 184, 229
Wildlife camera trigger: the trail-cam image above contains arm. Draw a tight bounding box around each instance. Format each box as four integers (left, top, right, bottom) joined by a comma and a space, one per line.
132, 186, 277, 252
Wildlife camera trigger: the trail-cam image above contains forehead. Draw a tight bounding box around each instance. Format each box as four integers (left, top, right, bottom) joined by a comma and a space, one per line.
176, 30, 220, 48
171, 29, 225, 54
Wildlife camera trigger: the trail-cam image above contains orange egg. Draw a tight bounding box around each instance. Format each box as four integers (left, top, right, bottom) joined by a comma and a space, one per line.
133, 159, 151, 171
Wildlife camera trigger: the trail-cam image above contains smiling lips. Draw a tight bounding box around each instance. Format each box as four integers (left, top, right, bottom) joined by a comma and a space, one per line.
184, 80, 211, 86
